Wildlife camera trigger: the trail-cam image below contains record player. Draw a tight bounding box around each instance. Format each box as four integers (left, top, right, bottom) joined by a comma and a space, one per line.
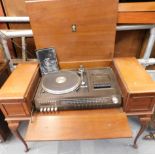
35, 57, 122, 112
29, 0, 121, 112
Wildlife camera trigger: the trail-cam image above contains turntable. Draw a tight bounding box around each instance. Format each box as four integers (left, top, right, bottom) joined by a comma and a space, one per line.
42, 70, 81, 94
35, 65, 122, 112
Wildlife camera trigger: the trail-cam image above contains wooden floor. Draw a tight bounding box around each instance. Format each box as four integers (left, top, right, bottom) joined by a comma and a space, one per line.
0, 116, 155, 154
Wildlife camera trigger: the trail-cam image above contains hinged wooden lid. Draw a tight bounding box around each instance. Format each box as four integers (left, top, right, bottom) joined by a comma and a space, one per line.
0, 63, 39, 100
26, 0, 118, 68
113, 57, 155, 93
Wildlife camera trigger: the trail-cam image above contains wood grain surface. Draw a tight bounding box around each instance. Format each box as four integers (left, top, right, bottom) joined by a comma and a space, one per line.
26, 0, 117, 68
118, 1, 155, 24
118, 12, 155, 24
113, 57, 155, 115
119, 2, 155, 12
0, 63, 39, 100
114, 30, 146, 58
113, 57, 155, 93
25, 109, 132, 141
0, 47, 5, 63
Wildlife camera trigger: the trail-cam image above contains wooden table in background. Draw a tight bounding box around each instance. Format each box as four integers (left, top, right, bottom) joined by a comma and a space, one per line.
0, 61, 11, 142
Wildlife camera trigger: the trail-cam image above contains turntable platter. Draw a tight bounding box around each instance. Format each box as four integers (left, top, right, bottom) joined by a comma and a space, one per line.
42, 71, 81, 94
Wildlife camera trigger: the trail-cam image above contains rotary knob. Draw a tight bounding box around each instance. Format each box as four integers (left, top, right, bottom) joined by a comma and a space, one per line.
54, 106, 58, 112
43, 107, 47, 112
47, 107, 50, 112
51, 107, 54, 112
112, 96, 119, 104
40, 107, 43, 112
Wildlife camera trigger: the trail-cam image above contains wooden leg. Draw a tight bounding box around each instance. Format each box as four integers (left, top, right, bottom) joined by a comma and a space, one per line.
133, 116, 151, 149
8, 121, 29, 152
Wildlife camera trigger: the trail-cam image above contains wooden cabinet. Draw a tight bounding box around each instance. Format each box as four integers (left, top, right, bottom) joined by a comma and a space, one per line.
0, 63, 40, 118
113, 57, 155, 148
0, 63, 40, 150
1, 0, 155, 151
0, 62, 10, 142
113, 57, 155, 115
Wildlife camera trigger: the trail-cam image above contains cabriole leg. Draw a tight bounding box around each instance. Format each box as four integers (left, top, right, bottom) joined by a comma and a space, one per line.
8, 121, 29, 152
133, 116, 151, 148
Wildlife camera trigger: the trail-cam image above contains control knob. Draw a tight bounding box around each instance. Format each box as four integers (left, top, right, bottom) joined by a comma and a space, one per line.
40, 108, 43, 112
54, 106, 58, 111
112, 96, 119, 104
43, 107, 47, 112
47, 107, 50, 112
51, 107, 54, 112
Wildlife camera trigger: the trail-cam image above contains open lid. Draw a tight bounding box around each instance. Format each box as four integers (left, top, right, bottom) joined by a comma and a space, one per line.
26, 0, 118, 68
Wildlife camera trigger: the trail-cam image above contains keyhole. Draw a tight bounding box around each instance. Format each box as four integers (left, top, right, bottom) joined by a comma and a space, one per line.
72, 24, 77, 32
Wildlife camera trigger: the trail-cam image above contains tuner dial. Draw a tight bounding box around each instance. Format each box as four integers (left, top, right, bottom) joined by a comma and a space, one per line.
112, 96, 119, 104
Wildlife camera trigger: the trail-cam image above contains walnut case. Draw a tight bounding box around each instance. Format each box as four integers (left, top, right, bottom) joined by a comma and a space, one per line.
113, 57, 155, 115
0, 63, 40, 119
